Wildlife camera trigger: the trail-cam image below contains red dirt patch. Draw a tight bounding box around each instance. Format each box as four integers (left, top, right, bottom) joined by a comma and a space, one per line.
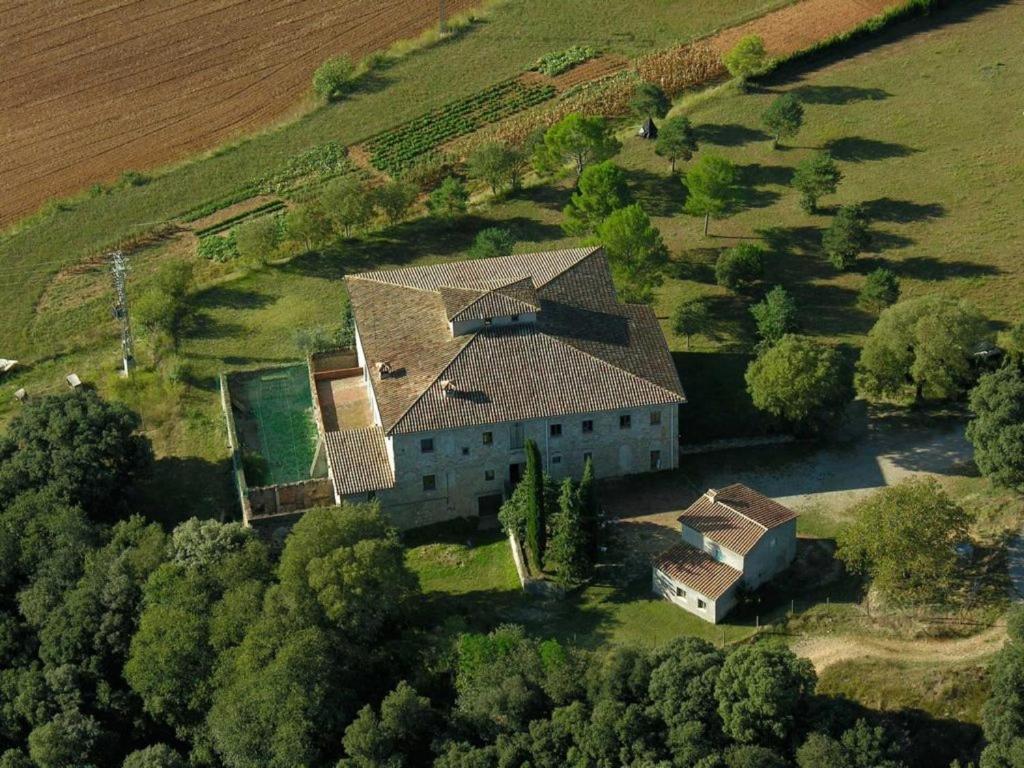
711, 0, 899, 56
0, 0, 481, 227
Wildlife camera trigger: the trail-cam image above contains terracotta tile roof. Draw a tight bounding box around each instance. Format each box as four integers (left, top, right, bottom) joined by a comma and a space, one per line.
346, 247, 686, 435
677, 484, 798, 556
653, 543, 742, 599
324, 427, 395, 496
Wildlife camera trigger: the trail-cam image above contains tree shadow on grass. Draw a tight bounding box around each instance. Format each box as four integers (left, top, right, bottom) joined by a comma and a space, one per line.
824, 136, 918, 162
861, 197, 947, 223
193, 285, 277, 310
694, 122, 770, 147
626, 168, 683, 217
739, 163, 794, 187
757, 224, 823, 260
866, 229, 916, 253
187, 314, 248, 340
897, 256, 1003, 282
791, 283, 876, 338
789, 84, 892, 104
139, 455, 236, 528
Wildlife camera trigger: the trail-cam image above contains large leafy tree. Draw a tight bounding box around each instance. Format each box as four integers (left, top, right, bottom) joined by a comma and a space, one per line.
339, 681, 437, 768
836, 479, 970, 605
967, 366, 1024, 491
715, 644, 816, 747
745, 335, 852, 430
684, 155, 740, 236
655, 115, 698, 173
0, 390, 152, 520
321, 176, 374, 237
562, 161, 632, 235
981, 608, 1024, 768
673, 297, 712, 350
792, 152, 842, 213
595, 203, 669, 304
856, 295, 991, 403
467, 142, 527, 195
723, 35, 769, 85
372, 179, 418, 226
534, 114, 621, 178
715, 243, 764, 292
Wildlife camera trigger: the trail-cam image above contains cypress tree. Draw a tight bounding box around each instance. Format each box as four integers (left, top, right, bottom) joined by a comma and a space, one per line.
524, 439, 546, 572
578, 457, 599, 562
550, 477, 590, 586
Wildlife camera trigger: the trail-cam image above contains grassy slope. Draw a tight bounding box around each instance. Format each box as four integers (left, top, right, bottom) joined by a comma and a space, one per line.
0, 0, 785, 358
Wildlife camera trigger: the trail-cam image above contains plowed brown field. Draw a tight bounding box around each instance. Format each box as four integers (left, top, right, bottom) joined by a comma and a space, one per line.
0, 0, 479, 226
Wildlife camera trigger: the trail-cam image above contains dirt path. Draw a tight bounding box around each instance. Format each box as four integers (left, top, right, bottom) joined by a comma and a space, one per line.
0, 0, 481, 227
793, 624, 1007, 672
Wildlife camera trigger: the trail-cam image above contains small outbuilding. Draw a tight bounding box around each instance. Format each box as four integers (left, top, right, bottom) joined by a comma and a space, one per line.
652, 483, 799, 623
638, 117, 658, 140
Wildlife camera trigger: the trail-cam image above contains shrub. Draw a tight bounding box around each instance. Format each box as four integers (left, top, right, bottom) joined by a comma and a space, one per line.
466, 142, 527, 195
468, 228, 516, 260
312, 55, 357, 101
723, 35, 769, 82
715, 243, 764, 291
373, 179, 419, 225
535, 46, 597, 76
427, 176, 469, 222
750, 285, 798, 344
234, 216, 281, 266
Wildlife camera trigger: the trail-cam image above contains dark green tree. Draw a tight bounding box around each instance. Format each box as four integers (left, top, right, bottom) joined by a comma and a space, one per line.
761, 93, 804, 149
725, 745, 788, 768
284, 204, 332, 252
523, 440, 546, 573
577, 457, 599, 562
837, 479, 970, 605
858, 268, 900, 312
562, 161, 632, 235
745, 334, 852, 429
548, 478, 590, 586
428, 176, 470, 223
715, 643, 816, 747
673, 297, 712, 350
312, 55, 356, 101
750, 285, 798, 345
595, 203, 669, 304
631, 82, 671, 119
133, 261, 196, 349
27, 708, 102, 768
321, 176, 374, 237
656, 115, 698, 173
339, 681, 436, 768
967, 366, 1024, 491
823, 204, 870, 270
121, 744, 188, 768
234, 216, 281, 266
715, 243, 764, 292
856, 295, 990, 403
792, 152, 842, 213
468, 227, 517, 260
0, 390, 152, 519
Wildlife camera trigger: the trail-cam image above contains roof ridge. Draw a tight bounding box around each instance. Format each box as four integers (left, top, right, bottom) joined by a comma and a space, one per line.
715, 498, 769, 531
346, 274, 440, 295
543, 329, 684, 404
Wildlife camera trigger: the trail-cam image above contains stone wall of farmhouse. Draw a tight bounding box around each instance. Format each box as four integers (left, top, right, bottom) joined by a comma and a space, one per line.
740, 518, 797, 589
378, 404, 679, 530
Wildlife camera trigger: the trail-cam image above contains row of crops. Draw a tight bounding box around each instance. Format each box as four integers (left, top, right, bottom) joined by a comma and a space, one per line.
365, 79, 556, 175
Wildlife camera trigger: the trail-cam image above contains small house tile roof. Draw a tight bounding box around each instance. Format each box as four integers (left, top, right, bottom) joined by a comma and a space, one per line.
346, 247, 685, 435
677, 483, 798, 556
653, 543, 742, 599
324, 427, 395, 496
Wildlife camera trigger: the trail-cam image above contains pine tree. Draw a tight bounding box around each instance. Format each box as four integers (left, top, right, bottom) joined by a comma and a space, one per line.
524, 439, 546, 572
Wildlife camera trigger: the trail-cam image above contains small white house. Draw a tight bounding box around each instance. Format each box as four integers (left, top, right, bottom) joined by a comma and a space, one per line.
652, 484, 798, 624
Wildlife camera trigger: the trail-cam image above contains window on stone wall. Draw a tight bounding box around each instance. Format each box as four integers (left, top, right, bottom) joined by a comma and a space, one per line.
582, 419, 594, 434
697, 599, 707, 610
461, 446, 469, 456
482, 431, 493, 445
650, 450, 661, 470
551, 453, 562, 465
619, 414, 632, 430
650, 410, 662, 425
510, 422, 524, 449
420, 438, 434, 453
422, 474, 437, 492
675, 586, 686, 598
550, 423, 562, 437
485, 469, 495, 481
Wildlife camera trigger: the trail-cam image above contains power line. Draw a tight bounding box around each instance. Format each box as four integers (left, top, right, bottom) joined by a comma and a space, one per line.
109, 251, 135, 376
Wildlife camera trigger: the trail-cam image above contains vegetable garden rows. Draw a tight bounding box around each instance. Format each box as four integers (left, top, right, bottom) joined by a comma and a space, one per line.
365, 78, 556, 175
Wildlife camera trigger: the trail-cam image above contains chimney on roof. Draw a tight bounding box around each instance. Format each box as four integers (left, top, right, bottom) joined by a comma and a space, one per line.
376, 361, 392, 377
440, 379, 456, 395
706, 489, 718, 501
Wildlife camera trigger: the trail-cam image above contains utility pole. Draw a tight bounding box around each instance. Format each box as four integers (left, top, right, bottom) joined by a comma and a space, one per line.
109, 250, 135, 376
439, 0, 447, 35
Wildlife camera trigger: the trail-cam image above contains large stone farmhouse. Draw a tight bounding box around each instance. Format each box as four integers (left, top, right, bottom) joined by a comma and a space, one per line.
322, 246, 686, 529
652, 484, 798, 623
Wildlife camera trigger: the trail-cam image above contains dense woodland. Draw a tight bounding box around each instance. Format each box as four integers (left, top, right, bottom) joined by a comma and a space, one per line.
0, 387, 1019, 768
